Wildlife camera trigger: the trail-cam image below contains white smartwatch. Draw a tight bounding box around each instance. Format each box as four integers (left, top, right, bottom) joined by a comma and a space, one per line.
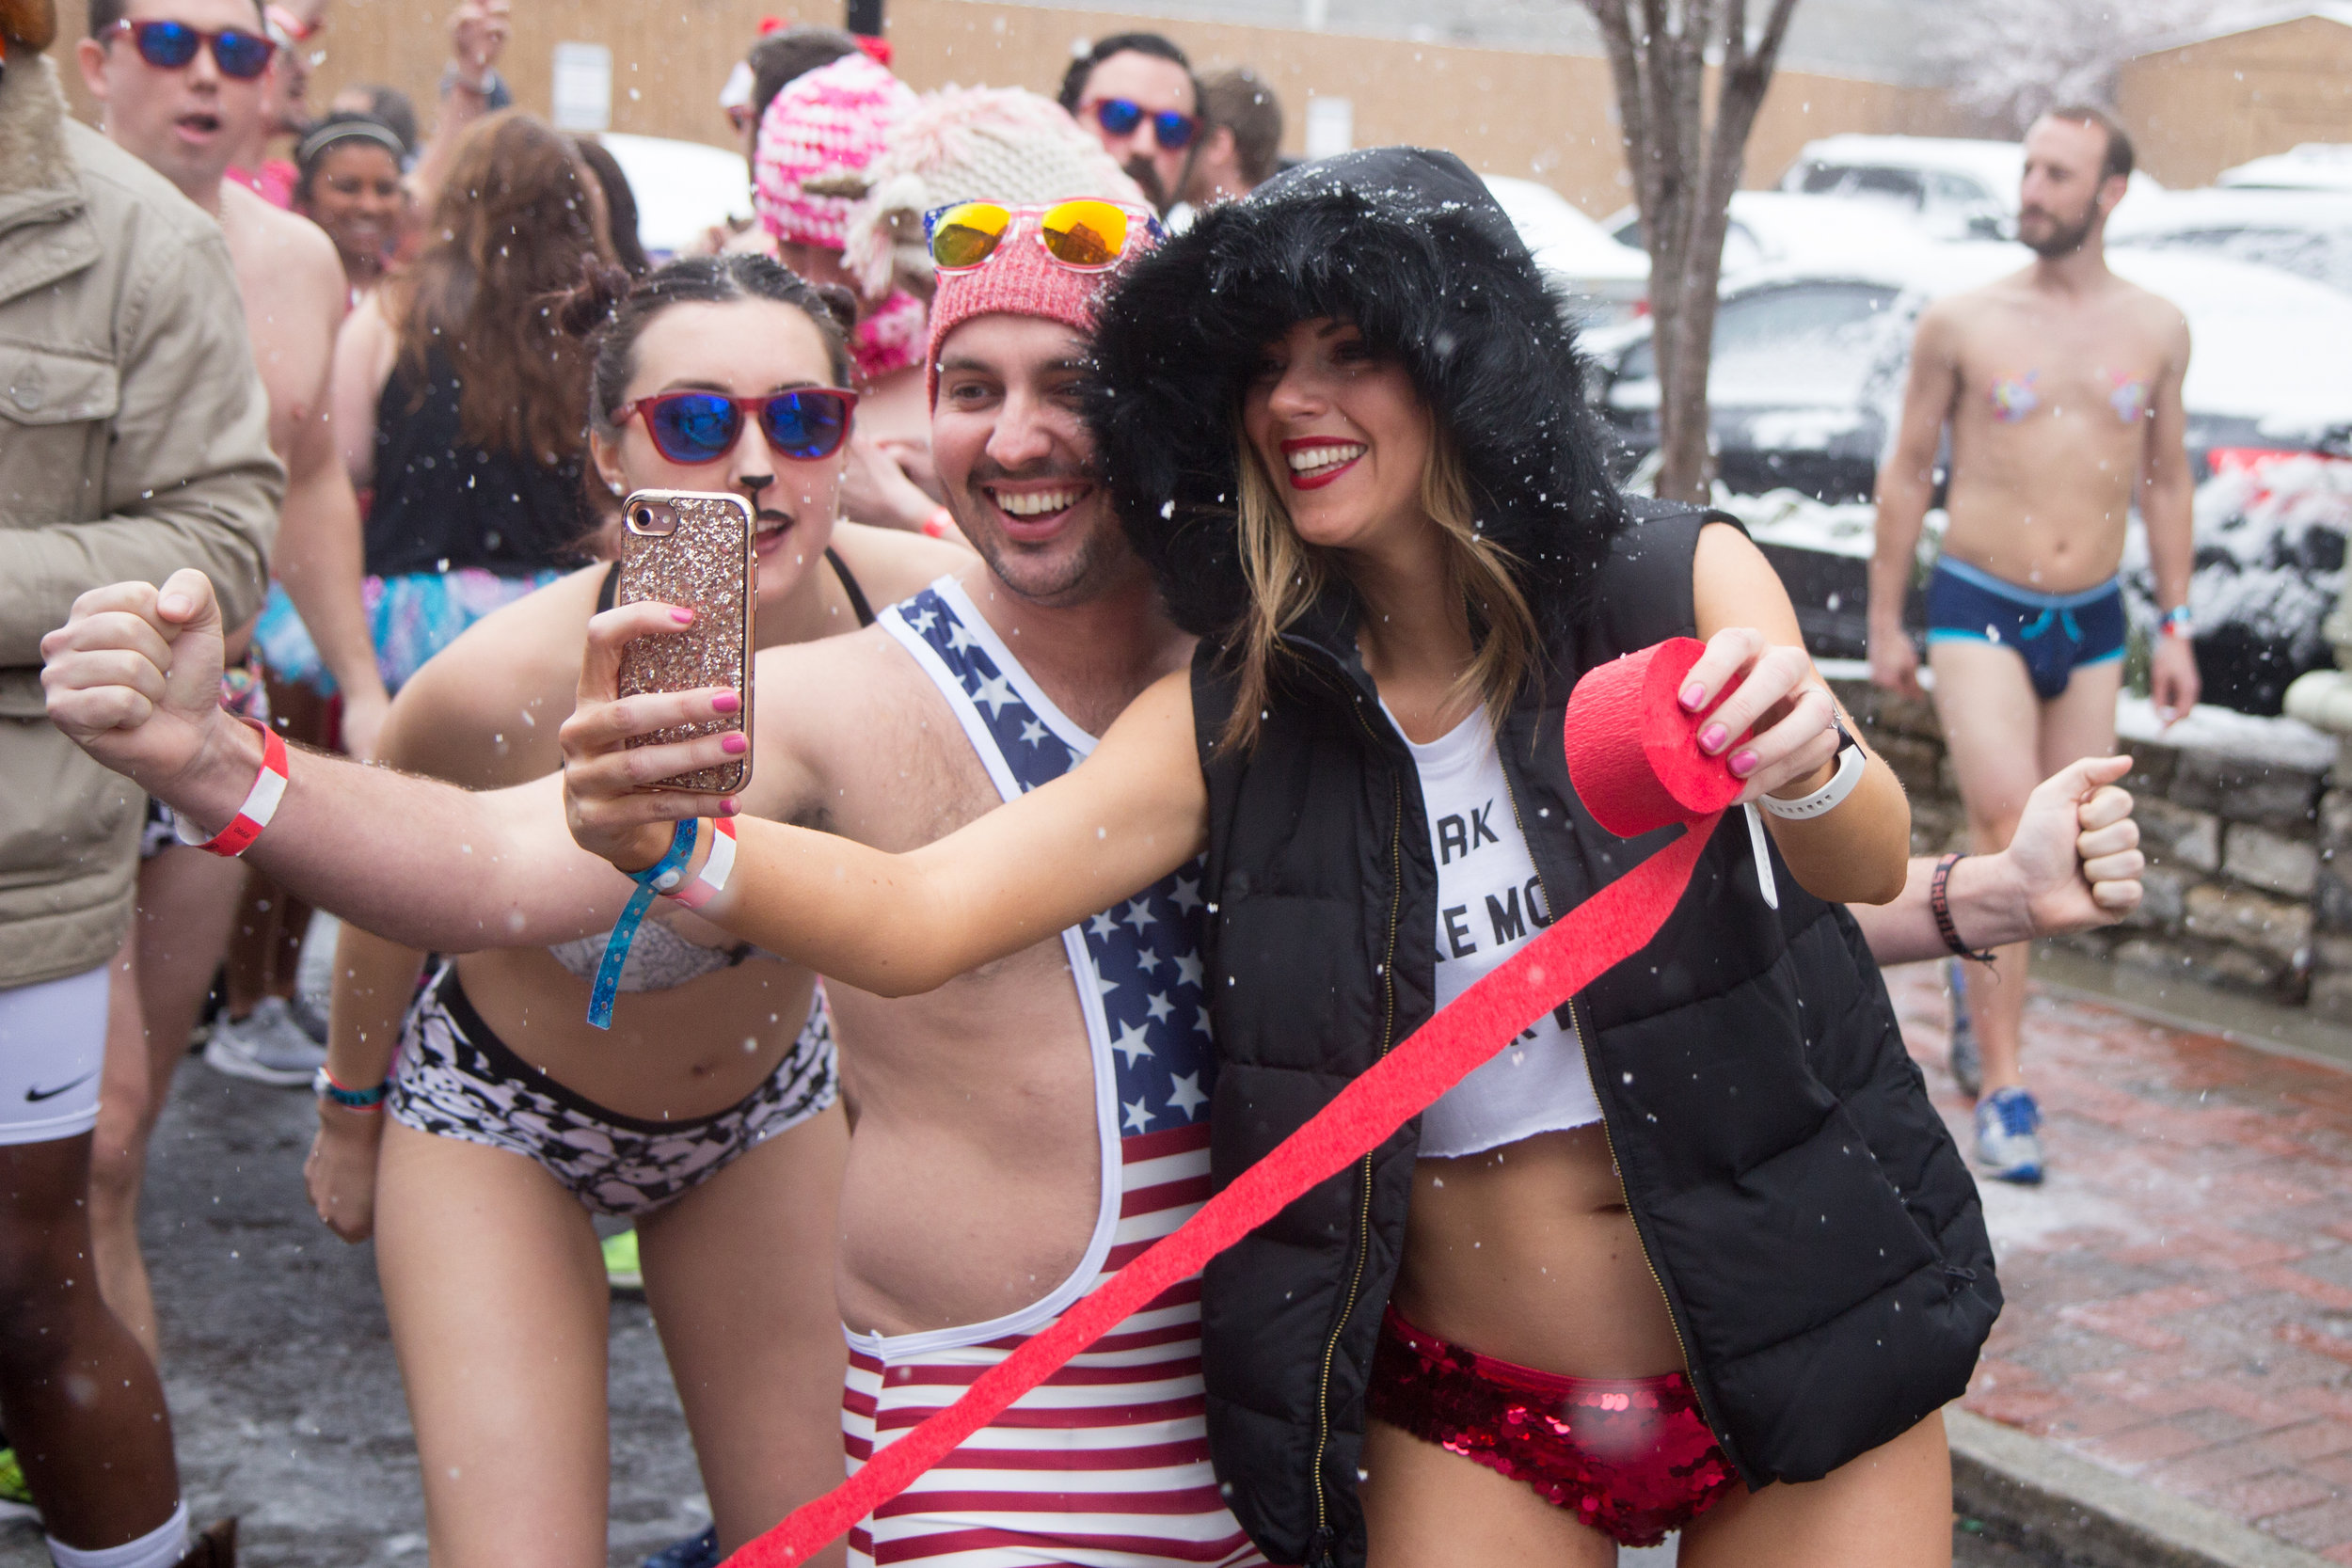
1758, 721, 1866, 821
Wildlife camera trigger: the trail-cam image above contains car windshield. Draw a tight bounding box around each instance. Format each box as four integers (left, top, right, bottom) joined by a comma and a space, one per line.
1616, 283, 1899, 405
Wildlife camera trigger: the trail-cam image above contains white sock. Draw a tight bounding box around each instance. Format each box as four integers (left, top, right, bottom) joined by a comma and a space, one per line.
48, 1501, 190, 1568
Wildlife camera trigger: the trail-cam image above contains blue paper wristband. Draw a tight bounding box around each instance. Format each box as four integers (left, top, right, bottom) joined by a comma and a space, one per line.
586, 819, 701, 1029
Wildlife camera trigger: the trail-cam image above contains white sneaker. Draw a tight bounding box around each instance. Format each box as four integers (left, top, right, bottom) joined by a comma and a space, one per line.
202, 997, 326, 1087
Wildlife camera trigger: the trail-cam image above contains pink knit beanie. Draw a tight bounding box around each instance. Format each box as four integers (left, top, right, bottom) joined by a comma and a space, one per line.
925, 214, 1154, 403
752, 54, 919, 252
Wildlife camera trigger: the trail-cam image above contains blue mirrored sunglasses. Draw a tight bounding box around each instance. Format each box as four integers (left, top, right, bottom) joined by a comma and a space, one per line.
1089, 98, 1198, 151
615, 389, 859, 466
108, 19, 276, 79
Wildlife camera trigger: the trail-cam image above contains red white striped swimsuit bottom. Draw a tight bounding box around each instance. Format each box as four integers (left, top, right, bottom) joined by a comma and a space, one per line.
841, 1132, 1265, 1568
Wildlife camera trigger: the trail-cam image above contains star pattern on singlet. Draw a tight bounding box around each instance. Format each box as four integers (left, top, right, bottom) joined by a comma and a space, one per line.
899, 588, 1216, 1134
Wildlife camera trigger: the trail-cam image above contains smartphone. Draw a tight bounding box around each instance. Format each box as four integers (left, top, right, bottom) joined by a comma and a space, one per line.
613, 488, 755, 794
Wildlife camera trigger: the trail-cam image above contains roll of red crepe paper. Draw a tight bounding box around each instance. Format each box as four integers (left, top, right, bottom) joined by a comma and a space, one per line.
729, 638, 1744, 1568
1563, 636, 1747, 837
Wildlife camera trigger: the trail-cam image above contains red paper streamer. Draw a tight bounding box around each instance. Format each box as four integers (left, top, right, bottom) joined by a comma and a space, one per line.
729, 638, 1739, 1567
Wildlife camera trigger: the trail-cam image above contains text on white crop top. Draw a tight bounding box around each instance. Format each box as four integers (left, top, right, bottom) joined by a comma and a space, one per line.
1392, 705, 1601, 1159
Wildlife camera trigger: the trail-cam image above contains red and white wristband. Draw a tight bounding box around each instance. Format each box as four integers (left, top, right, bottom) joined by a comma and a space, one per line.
663, 816, 737, 910
171, 719, 288, 858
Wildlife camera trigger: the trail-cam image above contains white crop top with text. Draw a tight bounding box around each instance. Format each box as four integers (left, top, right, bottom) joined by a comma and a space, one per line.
1394, 705, 1602, 1159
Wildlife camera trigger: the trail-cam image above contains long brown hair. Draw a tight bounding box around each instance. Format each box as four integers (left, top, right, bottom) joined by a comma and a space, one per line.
387, 111, 613, 464
1219, 418, 1540, 755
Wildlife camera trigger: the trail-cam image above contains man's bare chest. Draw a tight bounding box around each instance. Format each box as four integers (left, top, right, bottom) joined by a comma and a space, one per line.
1954, 310, 2162, 436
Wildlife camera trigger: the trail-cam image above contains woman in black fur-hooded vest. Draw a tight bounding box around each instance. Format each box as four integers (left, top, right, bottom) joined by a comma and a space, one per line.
1085, 148, 1997, 1567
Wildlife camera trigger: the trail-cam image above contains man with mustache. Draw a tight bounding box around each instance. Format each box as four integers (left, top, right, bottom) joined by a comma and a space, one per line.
1057, 31, 1200, 214
1868, 103, 2198, 1187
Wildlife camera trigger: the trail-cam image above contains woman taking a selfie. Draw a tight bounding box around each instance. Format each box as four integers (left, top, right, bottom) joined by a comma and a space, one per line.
310, 252, 965, 1567
559, 150, 1994, 1568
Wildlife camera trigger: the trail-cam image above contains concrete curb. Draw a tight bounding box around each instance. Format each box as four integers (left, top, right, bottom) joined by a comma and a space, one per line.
1949, 1409, 2337, 1568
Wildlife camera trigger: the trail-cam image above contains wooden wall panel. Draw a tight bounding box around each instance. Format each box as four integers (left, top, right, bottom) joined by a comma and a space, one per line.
2118, 17, 2352, 188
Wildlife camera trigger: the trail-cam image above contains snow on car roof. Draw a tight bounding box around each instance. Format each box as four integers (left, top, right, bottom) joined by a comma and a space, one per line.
2219, 144, 2352, 193
1781, 135, 2026, 196
1480, 175, 1649, 284
596, 133, 754, 260
2108, 186, 2352, 238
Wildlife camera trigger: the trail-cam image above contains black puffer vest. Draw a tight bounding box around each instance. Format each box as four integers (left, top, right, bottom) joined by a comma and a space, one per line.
1191, 508, 1998, 1568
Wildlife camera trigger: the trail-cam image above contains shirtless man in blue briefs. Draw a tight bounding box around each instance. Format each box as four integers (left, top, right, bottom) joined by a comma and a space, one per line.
1869, 103, 2198, 1185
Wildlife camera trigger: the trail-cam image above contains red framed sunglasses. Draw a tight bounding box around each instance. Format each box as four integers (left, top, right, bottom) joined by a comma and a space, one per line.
614, 388, 859, 466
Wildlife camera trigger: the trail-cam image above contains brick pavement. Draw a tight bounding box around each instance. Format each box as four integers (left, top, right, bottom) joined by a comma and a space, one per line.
1886, 963, 2352, 1561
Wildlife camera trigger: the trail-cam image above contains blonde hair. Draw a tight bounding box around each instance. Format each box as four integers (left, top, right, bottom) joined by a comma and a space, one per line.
1217, 420, 1542, 754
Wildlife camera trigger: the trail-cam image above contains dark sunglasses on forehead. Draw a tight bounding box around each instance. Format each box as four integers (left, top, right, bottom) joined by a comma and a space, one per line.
614, 388, 859, 467
1087, 97, 1198, 151
104, 19, 277, 79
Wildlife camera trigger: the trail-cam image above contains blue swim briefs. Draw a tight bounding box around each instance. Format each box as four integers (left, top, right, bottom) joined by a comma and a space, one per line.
1924, 557, 2126, 702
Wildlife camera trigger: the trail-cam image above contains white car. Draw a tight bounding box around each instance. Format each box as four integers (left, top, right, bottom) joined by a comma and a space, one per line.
1772, 133, 2162, 237
596, 133, 755, 261
2218, 144, 2352, 194
1603, 189, 1952, 277
2107, 187, 2352, 296
1480, 174, 1650, 323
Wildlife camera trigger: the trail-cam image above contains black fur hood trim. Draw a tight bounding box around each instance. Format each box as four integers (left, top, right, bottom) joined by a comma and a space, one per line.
1085, 146, 1627, 643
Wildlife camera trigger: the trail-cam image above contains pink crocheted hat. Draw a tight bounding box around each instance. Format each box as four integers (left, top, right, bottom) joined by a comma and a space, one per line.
752, 54, 918, 253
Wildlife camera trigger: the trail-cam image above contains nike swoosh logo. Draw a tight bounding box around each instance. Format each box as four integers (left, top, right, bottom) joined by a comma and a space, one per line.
25, 1070, 98, 1103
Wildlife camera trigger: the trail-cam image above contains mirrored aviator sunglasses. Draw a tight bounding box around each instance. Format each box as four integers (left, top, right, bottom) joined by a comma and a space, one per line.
924, 199, 1157, 275
617, 389, 858, 466
115, 19, 277, 78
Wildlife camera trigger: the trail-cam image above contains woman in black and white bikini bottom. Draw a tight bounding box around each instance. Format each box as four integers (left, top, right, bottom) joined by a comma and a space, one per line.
302, 254, 969, 1567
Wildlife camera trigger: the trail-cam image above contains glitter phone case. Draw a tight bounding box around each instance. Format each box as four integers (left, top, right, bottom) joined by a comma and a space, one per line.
614, 489, 755, 794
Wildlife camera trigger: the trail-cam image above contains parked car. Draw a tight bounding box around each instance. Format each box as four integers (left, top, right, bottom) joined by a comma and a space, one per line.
2107, 188, 2352, 295
1775, 134, 2018, 239
1587, 245, 2352, 708
1772, 133, 2161, 236
1602, 189, 1946, 277
596, 133, 754, 261
1481, 174, 1650, 322
2218, 144, 2352, 194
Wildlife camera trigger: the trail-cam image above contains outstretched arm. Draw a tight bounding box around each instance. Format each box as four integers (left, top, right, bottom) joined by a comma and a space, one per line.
42, 570, 636, 949
1851, 755, 2142, 965
561, 600, 1209, 997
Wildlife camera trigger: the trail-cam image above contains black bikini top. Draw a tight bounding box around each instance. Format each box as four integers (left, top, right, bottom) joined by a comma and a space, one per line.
595, 546, 876, 626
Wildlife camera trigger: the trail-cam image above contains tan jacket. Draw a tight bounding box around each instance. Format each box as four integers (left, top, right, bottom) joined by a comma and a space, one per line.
0, 57, 280, 988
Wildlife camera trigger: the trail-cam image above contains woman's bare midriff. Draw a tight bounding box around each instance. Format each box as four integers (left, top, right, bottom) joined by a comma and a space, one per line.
455, 944, 817, 1121
1391, 1124, 1686, 1380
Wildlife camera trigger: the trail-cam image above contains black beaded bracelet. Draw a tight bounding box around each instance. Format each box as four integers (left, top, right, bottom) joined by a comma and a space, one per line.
1930, 852, 1996, 964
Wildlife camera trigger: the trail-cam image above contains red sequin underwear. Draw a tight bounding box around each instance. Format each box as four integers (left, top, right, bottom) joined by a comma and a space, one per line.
1366, 1305, 1739, 1547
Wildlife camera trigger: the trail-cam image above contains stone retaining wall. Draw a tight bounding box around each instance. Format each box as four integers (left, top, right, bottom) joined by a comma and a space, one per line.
1830, 678, 2352, 1023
